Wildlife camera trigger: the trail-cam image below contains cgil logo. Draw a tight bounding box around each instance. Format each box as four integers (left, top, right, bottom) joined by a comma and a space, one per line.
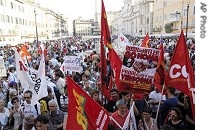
169, 64, 188, 78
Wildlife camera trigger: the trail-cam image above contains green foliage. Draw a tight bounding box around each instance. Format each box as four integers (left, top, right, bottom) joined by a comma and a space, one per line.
164, 23, 173, 33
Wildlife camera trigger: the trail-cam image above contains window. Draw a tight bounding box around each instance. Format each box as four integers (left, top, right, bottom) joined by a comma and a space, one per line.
183, 21, 186, 28
8, 29, 11, 35
0, 0, 3, 6
163, 1, 167, 7
164, 14, 167, 20
6, 15, 10, 23
192, 20, 195, 27
19, 5, 21, 11
183, 7, 186, 16
11, 2, 13, 9
15, 17, 18, 24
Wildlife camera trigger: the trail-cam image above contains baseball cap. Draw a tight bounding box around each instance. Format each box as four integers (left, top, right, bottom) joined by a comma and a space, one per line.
9, 81, 17, 86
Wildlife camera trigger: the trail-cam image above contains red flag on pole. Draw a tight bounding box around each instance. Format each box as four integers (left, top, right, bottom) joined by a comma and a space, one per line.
108, 49, 123, 89
164, 30, 195, 120
141, 33, 150, 48
100, 0, 113, 99
66, 76, 110, 130
154, 43, 166, 91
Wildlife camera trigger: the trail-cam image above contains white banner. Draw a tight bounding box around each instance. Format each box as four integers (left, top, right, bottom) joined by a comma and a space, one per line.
15, 49, 47, 105
63, 56, 81, 74
120, 45, 160, 88
123, 102, 137, 130
0, 56, 7, 77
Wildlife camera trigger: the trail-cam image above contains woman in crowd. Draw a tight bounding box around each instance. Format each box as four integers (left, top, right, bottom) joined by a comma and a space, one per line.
138, 106, 158, 130
0, 99, 10, 129
9, 97, 22, 130
166, 107, 186, 130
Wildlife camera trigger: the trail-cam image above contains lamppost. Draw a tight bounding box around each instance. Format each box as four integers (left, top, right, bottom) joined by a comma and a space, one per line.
186, 4, 189, 41
34, 8, 38, 44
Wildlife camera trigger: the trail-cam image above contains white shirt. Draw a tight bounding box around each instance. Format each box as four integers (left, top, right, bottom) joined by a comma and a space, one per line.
149, 90, 166, 112
149, 91, 166, 102
0, 108, 10, 126
21, 101, 40, 120
8, 72, 18, 83
56, 77, 66, 95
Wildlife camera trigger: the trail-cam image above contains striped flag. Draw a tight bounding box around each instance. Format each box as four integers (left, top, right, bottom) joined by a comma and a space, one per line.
123, 102, 137, 130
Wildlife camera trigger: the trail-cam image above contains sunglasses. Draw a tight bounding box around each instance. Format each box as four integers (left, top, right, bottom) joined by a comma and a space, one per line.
13, 101, 19, 104
24, 97, 31, 99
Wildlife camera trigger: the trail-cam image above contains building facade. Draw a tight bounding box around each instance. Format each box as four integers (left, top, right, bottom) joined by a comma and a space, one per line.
153, 0, 195, 34
45, 10, 69, 39
73, 17, 95, 36
0, 0, 69, 45
111, 0, 195, 36
111, 0, 154, 36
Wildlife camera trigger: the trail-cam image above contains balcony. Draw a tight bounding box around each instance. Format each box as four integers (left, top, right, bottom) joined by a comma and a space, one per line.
153, 27, 162, 32
169, 12, 181, 23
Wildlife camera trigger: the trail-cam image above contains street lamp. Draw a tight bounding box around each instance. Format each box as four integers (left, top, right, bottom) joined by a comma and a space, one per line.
186, 4, 189, 41
34, 8, 38, 44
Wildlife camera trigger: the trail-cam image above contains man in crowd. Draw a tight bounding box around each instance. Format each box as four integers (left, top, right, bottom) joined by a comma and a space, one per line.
46, 100, 64, 130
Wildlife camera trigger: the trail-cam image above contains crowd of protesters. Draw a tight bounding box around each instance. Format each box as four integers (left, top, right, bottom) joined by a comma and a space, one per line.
0, 35, 195, 130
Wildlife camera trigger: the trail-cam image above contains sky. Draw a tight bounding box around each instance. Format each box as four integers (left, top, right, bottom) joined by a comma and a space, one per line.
39, 0, 124, 20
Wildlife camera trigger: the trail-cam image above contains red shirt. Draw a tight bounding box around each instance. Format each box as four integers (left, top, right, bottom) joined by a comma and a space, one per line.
110, 110, 129, 129
44, 49, 48, 57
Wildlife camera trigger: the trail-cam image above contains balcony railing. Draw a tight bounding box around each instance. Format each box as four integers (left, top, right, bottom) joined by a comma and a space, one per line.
169, 12, 181, 22
153, 27, 162, 32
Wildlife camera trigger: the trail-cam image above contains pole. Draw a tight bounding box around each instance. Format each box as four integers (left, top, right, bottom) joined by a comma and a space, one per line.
185, 4, 189, 41
109, 116, 124, 130
34, 8, 39, 44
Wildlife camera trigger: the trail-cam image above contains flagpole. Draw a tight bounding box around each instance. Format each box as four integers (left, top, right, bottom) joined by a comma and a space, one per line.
109, 116, 124, 130
155, 84, 165, 121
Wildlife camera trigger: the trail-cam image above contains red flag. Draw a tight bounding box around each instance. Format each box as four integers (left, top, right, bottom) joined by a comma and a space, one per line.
141, 33, 150, 48
66, 76, 110, 130
154, 43, 166, 91
101, 0, 112, 49
164, 30, 195, 120
100, 0, 112, 99
108, 49, 122, 89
